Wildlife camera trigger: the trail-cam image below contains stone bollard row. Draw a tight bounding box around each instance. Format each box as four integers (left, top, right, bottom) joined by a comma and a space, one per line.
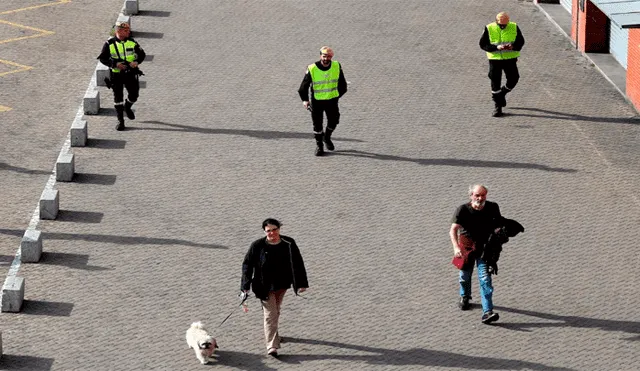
1, 0, 142, 319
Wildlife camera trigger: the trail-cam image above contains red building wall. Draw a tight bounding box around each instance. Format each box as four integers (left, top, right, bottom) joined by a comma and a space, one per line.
627, 29, 640, 110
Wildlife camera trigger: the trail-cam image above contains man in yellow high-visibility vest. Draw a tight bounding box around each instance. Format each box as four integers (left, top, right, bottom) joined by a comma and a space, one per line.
479, 12, 525, 117
98, 20, 146, 131
298, 46, 348, 156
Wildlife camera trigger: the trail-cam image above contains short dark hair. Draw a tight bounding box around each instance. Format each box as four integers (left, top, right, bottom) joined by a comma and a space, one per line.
262, 218, 281, 230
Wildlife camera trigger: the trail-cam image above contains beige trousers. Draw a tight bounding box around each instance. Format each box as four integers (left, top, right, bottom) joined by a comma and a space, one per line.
261, 289, 287, 350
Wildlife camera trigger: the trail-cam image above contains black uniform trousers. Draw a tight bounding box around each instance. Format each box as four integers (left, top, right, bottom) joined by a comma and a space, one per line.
111, 70, 140, 104
311, 98, 340, 134
488, 59, 519, 92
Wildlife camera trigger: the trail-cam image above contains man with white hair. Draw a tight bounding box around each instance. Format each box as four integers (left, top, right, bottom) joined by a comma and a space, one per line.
98, 20, 146, 131
449, 184, 503, 324
298, 46, 348, 156
479, 12, 525, 117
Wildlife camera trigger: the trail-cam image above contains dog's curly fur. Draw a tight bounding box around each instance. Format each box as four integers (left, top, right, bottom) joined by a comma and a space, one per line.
186, 321, 218, 364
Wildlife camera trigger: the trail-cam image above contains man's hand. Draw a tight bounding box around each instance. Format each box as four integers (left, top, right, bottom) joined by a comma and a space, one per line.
116, 62, 127, 70
239, 290, 249, 301
453, 247, 462, 258
129, 61, 138, 68
303, 101, 310, 110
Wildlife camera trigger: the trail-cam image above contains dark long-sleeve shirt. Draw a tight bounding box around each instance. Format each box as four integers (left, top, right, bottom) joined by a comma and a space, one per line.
298, 61, 347, 101
98, 37, 146, 68
479, 25, 525, 53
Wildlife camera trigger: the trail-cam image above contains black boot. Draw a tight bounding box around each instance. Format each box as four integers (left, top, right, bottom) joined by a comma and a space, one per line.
499, 86, 511, 107
491, 94, 504, 117
124, 100, 136, 120
324, 129, 335, 151
314, 133, 325, 156
115, 105, 125, 131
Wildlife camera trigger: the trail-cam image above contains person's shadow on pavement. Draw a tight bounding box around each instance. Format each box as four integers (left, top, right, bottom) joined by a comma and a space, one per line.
493, 306, 640, 341
277, 337, 575, 370
507, 107, 640, 125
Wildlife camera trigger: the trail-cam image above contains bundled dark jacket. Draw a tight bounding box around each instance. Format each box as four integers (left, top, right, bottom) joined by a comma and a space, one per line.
481, 218, 525, 275
241, 236, 308, 300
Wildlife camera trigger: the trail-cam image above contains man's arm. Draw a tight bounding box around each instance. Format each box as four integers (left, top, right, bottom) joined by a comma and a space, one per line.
298, 69, 312, 102
450, 223, 462, 257
97, 41, 114, 68
338, 68, 347, 98
512, 26, 525, 51
133, 41, 146, 63
479, 27, 498, 52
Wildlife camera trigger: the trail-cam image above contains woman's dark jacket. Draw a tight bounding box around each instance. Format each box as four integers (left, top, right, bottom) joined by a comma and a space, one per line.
241, 236, 309, 300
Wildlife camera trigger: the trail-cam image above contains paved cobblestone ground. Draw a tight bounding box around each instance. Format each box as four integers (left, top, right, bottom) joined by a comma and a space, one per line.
1, 0, 639, 370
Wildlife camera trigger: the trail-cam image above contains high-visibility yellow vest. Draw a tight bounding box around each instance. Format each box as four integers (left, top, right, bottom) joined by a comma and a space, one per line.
308, 61, 340, 100
109, 39, 138, 73
486, 22, 520, 60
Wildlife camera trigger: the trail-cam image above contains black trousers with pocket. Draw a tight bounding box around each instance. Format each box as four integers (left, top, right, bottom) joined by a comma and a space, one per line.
488, 59, 519, 92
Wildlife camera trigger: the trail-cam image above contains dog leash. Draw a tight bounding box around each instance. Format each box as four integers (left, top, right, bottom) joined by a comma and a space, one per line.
216, 294, 248, 328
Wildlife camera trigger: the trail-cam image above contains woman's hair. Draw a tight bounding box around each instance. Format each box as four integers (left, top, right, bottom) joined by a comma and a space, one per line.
262, 218, 282, 230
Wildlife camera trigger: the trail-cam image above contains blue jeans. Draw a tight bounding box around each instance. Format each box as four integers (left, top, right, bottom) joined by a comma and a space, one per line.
459, 257, 494, 313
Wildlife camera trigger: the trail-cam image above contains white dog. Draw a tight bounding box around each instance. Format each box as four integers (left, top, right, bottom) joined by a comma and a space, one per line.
186, 321, 218, 364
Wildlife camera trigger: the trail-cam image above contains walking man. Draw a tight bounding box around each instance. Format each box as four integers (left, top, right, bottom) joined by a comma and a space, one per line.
450, 185, 503, 324
479, 12, 525, 117
298, 46, 348, 156
98, 20, 146, 131
241, 218, 309, 357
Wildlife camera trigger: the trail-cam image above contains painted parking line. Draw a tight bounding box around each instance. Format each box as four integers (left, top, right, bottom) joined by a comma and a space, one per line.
0, 0, 71, 16
0, 105, 12, 112
0, 19, 55, 45
0, 58, 33, 77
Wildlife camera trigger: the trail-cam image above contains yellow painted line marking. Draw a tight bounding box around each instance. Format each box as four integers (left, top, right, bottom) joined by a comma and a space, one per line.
0, 19, 55, 45
0, 105, 12, 112
0, 0, 71, 16
0, 58, 33, 77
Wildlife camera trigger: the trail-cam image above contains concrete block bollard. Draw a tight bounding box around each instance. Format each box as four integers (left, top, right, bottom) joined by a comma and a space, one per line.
1, 276, 25, 313
39, 189, 59, 220
117, 13, 131, 28
56, 152, 75, 182
70, 119, 88, 147
21, 230, 43, 263
96, 63, 110, 87
123, 0, 139, 15
83, 89, 100, 115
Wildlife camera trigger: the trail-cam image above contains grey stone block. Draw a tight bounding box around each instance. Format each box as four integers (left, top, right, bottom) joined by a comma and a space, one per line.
56, 152, 75, 182
117, 13, 131, 28
70, 119, 88, 147
123, 0, 139, 15
39, 189, 59, 220
21, 230, 43, 263
96, 63, 110, 87
1, 276, 24, 313
83, 89, 100, 115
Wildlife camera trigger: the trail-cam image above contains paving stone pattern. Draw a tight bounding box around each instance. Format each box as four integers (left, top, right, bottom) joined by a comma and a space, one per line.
1, 1, 639, 370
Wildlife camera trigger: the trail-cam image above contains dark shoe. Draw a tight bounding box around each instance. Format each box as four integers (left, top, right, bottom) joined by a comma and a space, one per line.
458, 296, 471, 311
315, 145, 325, 156
267, 348, 279, 358
324, 131, 335, 151
481, 310, 500, 324
500, 86, 511, 107
492, 107, 503, 117
116, 119, 125, 131
124, 104, 135, 120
